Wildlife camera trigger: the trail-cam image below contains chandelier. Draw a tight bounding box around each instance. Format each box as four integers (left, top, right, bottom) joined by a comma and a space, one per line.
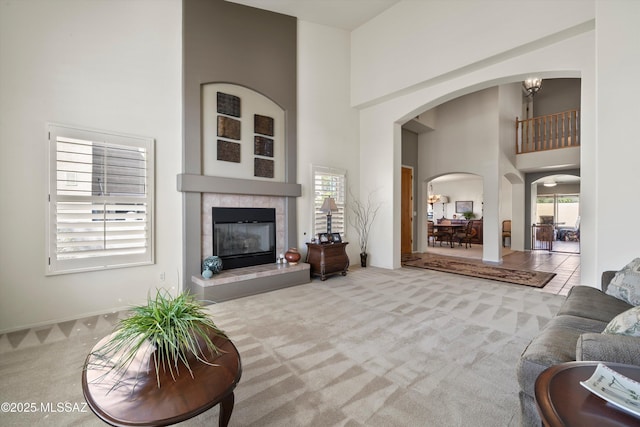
428, 194, 441, 205
428, 184, 448, 205
523, 78, 542, 97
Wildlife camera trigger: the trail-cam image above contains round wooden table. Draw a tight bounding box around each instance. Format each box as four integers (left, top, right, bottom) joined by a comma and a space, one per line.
82, 334, 241, 427
535, 361, 640, 427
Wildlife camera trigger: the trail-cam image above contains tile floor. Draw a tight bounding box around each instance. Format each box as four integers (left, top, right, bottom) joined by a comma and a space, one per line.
424, 244, 581, 296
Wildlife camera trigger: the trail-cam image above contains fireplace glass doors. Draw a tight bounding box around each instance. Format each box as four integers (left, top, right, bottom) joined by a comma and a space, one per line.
212, 207, 276, 269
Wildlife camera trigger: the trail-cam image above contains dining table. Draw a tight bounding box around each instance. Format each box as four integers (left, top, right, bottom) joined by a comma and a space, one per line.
433, 223, 466, 248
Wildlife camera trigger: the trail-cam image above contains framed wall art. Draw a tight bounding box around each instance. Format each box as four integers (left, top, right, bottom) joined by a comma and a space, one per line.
216, 92, 241, 117
455, 201, 473, 213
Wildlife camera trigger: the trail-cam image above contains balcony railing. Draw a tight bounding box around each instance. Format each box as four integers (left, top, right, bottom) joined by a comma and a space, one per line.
516, 109, 580, 154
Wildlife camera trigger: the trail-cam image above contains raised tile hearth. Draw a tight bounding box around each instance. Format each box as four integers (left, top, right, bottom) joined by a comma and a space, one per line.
191, 262, 310, 302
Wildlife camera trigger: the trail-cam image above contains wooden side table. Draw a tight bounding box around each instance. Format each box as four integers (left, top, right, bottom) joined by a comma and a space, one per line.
305, 242, 349, 280
82, 334, 241, 427
535, 361, 640, 427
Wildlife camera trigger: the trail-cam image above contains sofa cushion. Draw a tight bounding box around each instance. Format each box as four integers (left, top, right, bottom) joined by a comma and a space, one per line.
517, 314, 607, 396
557, 285, 633, 323
577, 332, 640, 365
606, 258, 640, 305
603, 306, 640, 336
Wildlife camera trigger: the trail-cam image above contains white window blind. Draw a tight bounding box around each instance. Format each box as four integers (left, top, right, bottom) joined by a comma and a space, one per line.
312, 165, 346, 238
47, 124, 154, 274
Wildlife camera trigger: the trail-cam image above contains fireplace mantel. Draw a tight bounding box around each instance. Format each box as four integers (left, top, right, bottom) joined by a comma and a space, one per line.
177, 174, 301, 198
178, 173, 305, 301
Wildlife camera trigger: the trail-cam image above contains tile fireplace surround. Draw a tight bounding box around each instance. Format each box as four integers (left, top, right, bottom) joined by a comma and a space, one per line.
201, 193, 286, 261
192, 192, 310, 302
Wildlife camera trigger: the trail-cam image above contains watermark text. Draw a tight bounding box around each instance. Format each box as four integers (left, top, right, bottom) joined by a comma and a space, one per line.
1, 401, 88, 413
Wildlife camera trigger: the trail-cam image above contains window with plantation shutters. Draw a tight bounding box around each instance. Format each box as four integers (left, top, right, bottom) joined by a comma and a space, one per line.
46, 124, 154, 274
312, 165, 346, 238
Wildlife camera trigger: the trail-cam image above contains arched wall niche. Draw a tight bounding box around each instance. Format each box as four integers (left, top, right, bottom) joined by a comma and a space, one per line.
202, 82, 286, 182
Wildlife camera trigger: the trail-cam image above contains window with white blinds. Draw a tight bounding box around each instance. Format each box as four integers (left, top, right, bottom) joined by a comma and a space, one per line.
47, 124, 154, 274
312, 165, 346, 238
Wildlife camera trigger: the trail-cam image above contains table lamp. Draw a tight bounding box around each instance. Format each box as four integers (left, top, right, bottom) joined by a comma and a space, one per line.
320, 197, 338, 233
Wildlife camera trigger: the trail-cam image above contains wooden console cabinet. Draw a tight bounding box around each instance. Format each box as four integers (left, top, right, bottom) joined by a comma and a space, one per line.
305, 242, 349, 281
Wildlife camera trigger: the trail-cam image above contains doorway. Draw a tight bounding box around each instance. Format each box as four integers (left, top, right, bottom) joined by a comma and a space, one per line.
535, 193, 580, 254
401, 166, 413, 255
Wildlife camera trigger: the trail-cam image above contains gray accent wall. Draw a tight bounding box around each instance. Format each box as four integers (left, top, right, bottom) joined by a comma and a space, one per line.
181, 0, 298, 289
533, 78, 581, 117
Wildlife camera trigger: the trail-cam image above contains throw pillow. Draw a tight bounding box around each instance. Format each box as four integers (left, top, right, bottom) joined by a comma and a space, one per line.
603, 306, 640, 336
605, 258, 640, 305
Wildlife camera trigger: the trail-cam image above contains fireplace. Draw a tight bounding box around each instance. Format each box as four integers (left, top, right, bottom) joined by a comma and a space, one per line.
212, 207, 276, 270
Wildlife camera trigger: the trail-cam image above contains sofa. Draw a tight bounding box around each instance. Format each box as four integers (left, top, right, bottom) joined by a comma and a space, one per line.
517, 269, 640, 426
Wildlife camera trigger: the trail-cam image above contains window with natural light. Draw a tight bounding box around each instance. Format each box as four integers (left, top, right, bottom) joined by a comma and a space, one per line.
47, 124, 154, 274
312, 165, 346, 239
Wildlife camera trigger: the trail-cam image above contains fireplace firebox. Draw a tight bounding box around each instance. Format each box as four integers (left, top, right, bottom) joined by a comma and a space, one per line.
212, 207, 276, 270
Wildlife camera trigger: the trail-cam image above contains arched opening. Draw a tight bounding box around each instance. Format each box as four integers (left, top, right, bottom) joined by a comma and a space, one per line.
421, 173, 484, 259
530, 173, 580, 254
399, 77, 580, 265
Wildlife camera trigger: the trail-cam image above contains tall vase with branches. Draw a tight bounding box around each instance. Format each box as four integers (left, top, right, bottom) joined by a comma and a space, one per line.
349, 189, 381, 267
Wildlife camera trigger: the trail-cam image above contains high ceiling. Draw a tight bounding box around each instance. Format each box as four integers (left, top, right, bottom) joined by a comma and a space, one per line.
225, 0, 400, 30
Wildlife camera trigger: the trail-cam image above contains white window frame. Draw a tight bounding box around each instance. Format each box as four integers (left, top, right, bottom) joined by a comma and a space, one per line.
311, 165, 346, 239
46, 124, 155, 275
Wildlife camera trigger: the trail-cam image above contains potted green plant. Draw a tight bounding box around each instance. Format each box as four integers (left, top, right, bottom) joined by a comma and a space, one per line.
89, 289, 226, 388
348, 189, 382, 267
462, 211, 476, 220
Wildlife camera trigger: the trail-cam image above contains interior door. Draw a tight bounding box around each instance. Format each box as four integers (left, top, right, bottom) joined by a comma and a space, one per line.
401, 167, 413, 254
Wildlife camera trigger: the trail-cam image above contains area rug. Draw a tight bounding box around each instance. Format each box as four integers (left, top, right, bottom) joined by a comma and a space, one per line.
402, 253, 555, 288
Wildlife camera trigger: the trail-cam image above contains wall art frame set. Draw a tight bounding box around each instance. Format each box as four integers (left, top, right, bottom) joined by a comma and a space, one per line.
215, 91, 275, 179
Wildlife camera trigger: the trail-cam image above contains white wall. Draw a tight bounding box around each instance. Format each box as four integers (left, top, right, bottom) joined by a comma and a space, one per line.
0, 0, 182, 332
429, 177, 483, 220
418, 88, 498, 255
296, 21, 361, 262
498, 84, 526, 251
351, 0, 594, 107
420, 88, 499, 179
595, 1, 640, 272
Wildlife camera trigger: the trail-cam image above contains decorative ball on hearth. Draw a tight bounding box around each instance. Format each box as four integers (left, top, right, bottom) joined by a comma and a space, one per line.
202, 256, 223, 274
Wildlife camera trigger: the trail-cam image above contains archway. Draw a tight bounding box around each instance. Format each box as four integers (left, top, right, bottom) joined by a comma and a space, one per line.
398, 77, 580, 265
420, 173, 484, 258
530, 173, 581, 254
358, 70, 591, 270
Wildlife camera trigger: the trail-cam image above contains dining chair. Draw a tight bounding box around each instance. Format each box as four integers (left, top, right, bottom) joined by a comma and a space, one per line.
562, 216, 580, 241
427, 220, 436, 247
456, 220, 474, 248
502, 220, 511, 247
435, 219, 453, 246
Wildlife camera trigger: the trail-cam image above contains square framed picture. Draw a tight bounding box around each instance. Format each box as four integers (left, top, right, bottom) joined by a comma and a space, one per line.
331, 233, 342, 243
456, 201, 473, 213
318, 233, 330, 243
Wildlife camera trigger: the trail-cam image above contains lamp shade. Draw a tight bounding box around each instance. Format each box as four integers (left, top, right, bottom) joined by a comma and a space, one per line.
439, 196, 449, 203
320, 197, 338, 213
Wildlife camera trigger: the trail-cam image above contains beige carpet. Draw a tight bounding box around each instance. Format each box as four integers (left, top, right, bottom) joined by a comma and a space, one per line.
0, 266, 564, 426
402, 253, 555, 288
